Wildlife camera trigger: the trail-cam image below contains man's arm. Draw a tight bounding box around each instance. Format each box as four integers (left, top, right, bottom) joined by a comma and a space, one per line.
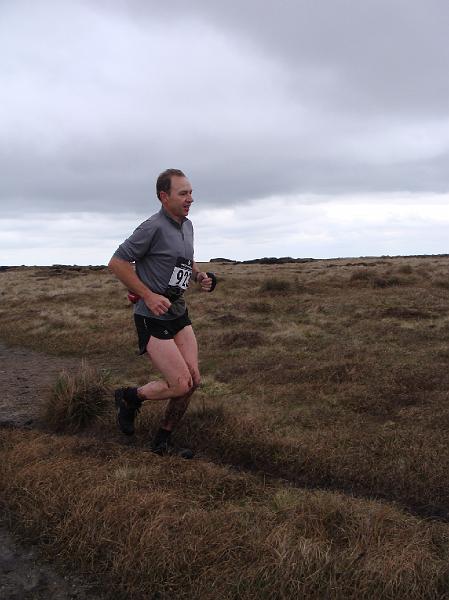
108, 256, 171, 316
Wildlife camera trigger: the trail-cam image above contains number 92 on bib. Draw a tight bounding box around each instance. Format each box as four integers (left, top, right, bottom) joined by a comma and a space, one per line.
168, 257, 193, 291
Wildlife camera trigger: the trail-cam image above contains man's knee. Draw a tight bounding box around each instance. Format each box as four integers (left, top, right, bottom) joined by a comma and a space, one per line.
168, 369, 200, 397
169, 373, 193, 398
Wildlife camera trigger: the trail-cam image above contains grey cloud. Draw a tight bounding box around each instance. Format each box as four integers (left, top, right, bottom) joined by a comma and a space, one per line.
4, 128, 448, 217
110, 0, 449, 116
2, 127, 449, 216
1, 0, 449, 219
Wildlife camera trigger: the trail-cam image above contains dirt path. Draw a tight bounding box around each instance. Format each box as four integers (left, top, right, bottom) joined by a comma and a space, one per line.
0, 525, 102, 600
0, 342, 82, 429
0, 343, 103, 600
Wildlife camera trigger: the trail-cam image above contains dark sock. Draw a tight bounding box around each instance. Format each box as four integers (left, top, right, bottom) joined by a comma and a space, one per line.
153, 428, 171, 447
124, 387, 142, 407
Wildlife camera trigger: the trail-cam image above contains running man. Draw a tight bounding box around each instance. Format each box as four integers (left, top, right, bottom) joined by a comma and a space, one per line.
108, 168, 216, 457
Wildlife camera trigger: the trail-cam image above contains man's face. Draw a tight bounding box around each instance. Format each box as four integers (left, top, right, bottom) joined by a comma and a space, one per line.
160, 176, 193, 222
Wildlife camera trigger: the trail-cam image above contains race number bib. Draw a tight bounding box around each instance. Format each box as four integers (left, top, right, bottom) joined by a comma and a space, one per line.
168, 257, 193, 291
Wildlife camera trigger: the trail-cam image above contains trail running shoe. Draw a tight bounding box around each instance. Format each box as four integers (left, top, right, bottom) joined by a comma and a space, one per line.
114, 388, 140, 436
151, 440, 194, 459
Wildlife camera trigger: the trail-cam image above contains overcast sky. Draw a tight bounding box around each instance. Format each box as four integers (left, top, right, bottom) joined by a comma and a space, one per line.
1, 0, 449, 264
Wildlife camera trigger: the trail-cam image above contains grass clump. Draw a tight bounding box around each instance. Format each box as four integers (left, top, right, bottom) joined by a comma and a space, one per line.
260, 278, 291, 293
432, 277, 449, 290
247, 301, 272, 313
349, 268, 375, 282
372, 276, 402, 288
381, 307, 432, 320
42, 361, 110, 433
349, 269, 405, 288
396, 264, 413, 274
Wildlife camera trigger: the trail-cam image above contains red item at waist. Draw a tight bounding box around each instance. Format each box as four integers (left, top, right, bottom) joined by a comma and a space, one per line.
127, 291, 141, 304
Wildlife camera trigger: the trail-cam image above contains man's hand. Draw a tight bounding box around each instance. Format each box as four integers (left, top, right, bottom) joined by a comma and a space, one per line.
196, 272, 217, 292
143, 290, 171, 316
108, 257, 171, 315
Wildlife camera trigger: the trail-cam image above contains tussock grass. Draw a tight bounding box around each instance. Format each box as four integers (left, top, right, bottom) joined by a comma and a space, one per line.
220, 329, 266, 348
247, 300, 272, 313
211, 311, 244, 324
349, 269, 407, 288
396, 264, 414, 274
260, 278, 291, 293
349, 268, 374, 282
432, 277, 449, 289
371, 276, 402, 287
1, 429, 449, 600
42, 361, 110, 433
381, 306, 433, 319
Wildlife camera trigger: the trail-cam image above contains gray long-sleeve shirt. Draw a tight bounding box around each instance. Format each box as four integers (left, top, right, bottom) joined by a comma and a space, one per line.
113, 207, 194, 320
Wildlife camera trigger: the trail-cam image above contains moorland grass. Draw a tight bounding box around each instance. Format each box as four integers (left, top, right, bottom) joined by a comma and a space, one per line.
1, 257, 449, 597
1, 429, 448, 600
42, 360, 111, 433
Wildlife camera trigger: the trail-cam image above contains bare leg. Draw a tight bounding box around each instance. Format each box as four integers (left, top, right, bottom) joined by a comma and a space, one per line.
115, 328, 199, 443
138, 326, 200, 431
161, 325, 200, 430
158, 326, 200, 430
137, 336, 193, 401
161, 393, 193, 431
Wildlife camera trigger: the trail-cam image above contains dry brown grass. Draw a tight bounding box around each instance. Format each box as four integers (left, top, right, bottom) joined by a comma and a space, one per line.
42, 360, 111, 433
1, 429, 448, 600
1, 257, 449, 597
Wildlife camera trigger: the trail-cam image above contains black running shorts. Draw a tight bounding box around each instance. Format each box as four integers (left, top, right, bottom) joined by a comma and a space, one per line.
134, 310, 192, 355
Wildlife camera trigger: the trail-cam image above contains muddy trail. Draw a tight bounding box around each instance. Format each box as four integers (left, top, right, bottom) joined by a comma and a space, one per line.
0, 525, 103, 600
0, 343, 81, 430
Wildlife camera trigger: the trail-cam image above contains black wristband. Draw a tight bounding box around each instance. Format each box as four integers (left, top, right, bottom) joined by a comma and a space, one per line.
206, 272, 217, 292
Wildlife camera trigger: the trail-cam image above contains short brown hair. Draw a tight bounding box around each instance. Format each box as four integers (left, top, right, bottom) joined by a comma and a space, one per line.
156, 168, 186, 201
